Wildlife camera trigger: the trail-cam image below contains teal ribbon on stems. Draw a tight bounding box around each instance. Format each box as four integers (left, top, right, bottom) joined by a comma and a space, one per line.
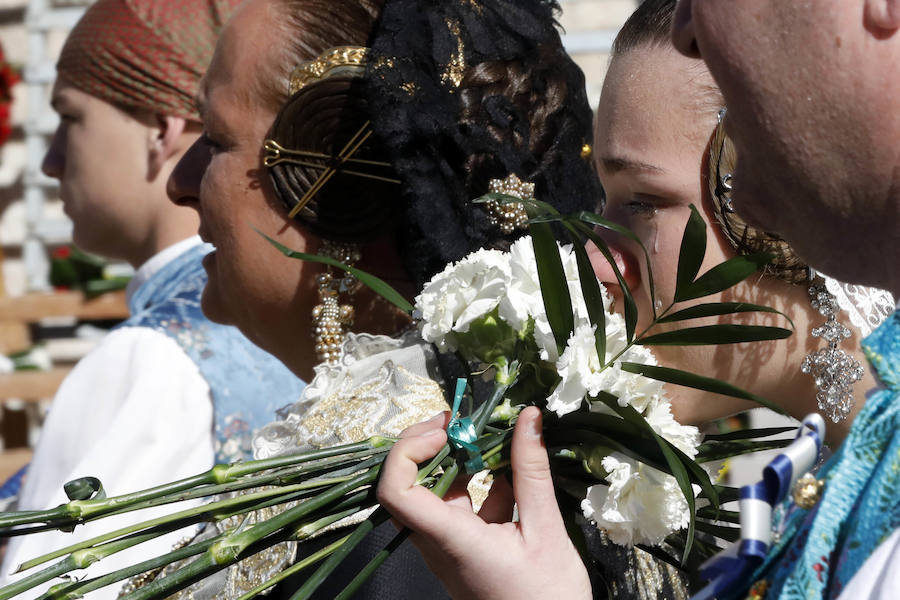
446, 378, 484, 473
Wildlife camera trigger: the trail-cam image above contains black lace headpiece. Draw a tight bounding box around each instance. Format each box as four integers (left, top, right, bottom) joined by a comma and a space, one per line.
266, 0, 600, 286
364, 0, 599, 284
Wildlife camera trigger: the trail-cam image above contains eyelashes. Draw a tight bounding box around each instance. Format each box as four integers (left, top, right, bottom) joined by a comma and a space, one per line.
624, 200, 658, 217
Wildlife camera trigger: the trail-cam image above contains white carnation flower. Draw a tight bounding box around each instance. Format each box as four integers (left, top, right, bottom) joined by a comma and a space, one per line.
546, 324, 602, 416
547, 317, 665, 417
501, 237, 611, 363
581, 453, 695, 547
416, 248, 511, 352
644, 397, 701, 458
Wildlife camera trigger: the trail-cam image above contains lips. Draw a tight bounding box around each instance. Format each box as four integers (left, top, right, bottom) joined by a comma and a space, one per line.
198, 227, 216, 249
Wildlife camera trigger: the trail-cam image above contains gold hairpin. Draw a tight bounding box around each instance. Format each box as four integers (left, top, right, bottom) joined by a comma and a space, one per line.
289, 46, 369, 95
273, 121, 391, 219
263, 140, 400, 186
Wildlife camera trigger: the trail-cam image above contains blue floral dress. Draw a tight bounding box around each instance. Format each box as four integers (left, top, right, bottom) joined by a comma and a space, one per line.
743, 310, 900, 599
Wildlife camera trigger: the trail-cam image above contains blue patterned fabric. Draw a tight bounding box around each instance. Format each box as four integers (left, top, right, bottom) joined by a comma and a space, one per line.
123, 243, 305, 464
741, 309, 900, 600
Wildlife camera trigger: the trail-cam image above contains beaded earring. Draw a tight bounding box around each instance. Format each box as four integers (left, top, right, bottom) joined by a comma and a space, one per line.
312, 240, 362, 364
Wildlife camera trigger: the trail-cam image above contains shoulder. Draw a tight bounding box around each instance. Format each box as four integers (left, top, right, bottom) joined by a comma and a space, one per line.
55, 326, 208, 414
838, 527, 900, 600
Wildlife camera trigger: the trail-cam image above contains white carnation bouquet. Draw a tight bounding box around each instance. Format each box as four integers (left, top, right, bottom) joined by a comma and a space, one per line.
0, 204, 796, 599
418, 236, 700, 547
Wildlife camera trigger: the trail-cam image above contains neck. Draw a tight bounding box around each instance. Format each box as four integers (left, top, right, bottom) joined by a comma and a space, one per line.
126, 193, 200, 269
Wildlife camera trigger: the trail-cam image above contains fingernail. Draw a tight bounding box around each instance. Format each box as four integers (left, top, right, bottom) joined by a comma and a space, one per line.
421, 428, 444, 438
525, 410, 542, 440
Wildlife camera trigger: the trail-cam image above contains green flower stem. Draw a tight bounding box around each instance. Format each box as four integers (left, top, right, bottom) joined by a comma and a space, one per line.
0, 438, 393, 531
332, 456, 463, 600
3, 520, 205, 600
14, 523, 202, 597
93, 446, 392, 521
0, 556, 76, 600
288, 509, 390, 600
428, 461, 460, 499
41, 492, 373, 600
474, 362, 519, 435
480, 434, 510, 469
333, 528, 409, 600
235, 534, 352, 600
127, 468, 382, 600
19, 476, 356, 572
40, 536, 216, 600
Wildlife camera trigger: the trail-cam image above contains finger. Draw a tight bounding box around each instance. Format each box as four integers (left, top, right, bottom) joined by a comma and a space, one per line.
398, 412, 451, 439
376, 428, 463, 538
510, 406, 566, 540
477, 475, 514, 523
443, 477, 475, 512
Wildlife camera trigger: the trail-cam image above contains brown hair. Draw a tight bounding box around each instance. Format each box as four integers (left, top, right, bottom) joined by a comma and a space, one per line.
611, 0, 677, 57
259, 0, 383, 111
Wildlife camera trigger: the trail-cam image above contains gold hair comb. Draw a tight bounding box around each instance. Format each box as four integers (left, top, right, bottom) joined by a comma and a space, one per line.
289, 46, 369, 95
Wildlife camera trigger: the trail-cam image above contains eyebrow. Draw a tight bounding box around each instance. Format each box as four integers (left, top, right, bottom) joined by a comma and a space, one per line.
599, 157, 666, 174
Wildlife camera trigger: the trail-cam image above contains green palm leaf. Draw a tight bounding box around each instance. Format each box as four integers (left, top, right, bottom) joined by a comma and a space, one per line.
638, 324, 792, 346
260, 232, 413, 313
658, 302, 794, 329
619, 362, 785, 414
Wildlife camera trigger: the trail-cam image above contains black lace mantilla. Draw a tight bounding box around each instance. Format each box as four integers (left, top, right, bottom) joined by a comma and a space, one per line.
363, 0, 600, 286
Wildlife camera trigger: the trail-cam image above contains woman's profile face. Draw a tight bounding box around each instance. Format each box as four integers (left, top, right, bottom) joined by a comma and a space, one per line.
592, 45, 781, 424
168, 0, 321, 374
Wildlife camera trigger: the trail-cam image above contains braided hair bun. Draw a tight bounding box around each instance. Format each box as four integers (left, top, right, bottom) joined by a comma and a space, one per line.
268, 76, 402, 241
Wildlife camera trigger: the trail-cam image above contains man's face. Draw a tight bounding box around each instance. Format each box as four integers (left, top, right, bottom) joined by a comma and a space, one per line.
672, 0, 900, 290
42, 81, 158, 260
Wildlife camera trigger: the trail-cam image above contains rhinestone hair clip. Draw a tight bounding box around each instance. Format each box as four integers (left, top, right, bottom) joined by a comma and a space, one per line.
484, 174, 532, 234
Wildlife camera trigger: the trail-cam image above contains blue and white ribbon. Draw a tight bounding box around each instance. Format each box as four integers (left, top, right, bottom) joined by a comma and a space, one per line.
690, 413, 826, 600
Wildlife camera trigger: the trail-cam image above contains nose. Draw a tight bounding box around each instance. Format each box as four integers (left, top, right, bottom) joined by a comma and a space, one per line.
41, 126, 65, 180
167, 137, 207, 209
586, 235, 641, 299
672, 0, 702, 59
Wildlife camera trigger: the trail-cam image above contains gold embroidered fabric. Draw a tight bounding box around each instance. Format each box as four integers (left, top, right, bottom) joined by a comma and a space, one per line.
254, 331, 449, 456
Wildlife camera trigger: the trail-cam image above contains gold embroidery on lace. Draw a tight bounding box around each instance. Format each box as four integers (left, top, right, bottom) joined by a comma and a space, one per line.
289, 46, 369, 95
297, 364, 447, 447
441, 18, 466, 89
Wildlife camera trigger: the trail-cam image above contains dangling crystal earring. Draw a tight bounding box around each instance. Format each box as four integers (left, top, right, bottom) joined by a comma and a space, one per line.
312, 240, 362, 364
801, 269, 865, 423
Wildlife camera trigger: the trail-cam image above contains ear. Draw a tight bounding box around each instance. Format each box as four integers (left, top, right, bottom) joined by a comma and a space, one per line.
865, 0, 900, 31
147, 115, 189, 180
672, 0, 702, 59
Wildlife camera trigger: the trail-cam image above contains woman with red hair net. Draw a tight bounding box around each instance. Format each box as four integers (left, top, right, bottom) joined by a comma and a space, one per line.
0, 2, 304, 596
